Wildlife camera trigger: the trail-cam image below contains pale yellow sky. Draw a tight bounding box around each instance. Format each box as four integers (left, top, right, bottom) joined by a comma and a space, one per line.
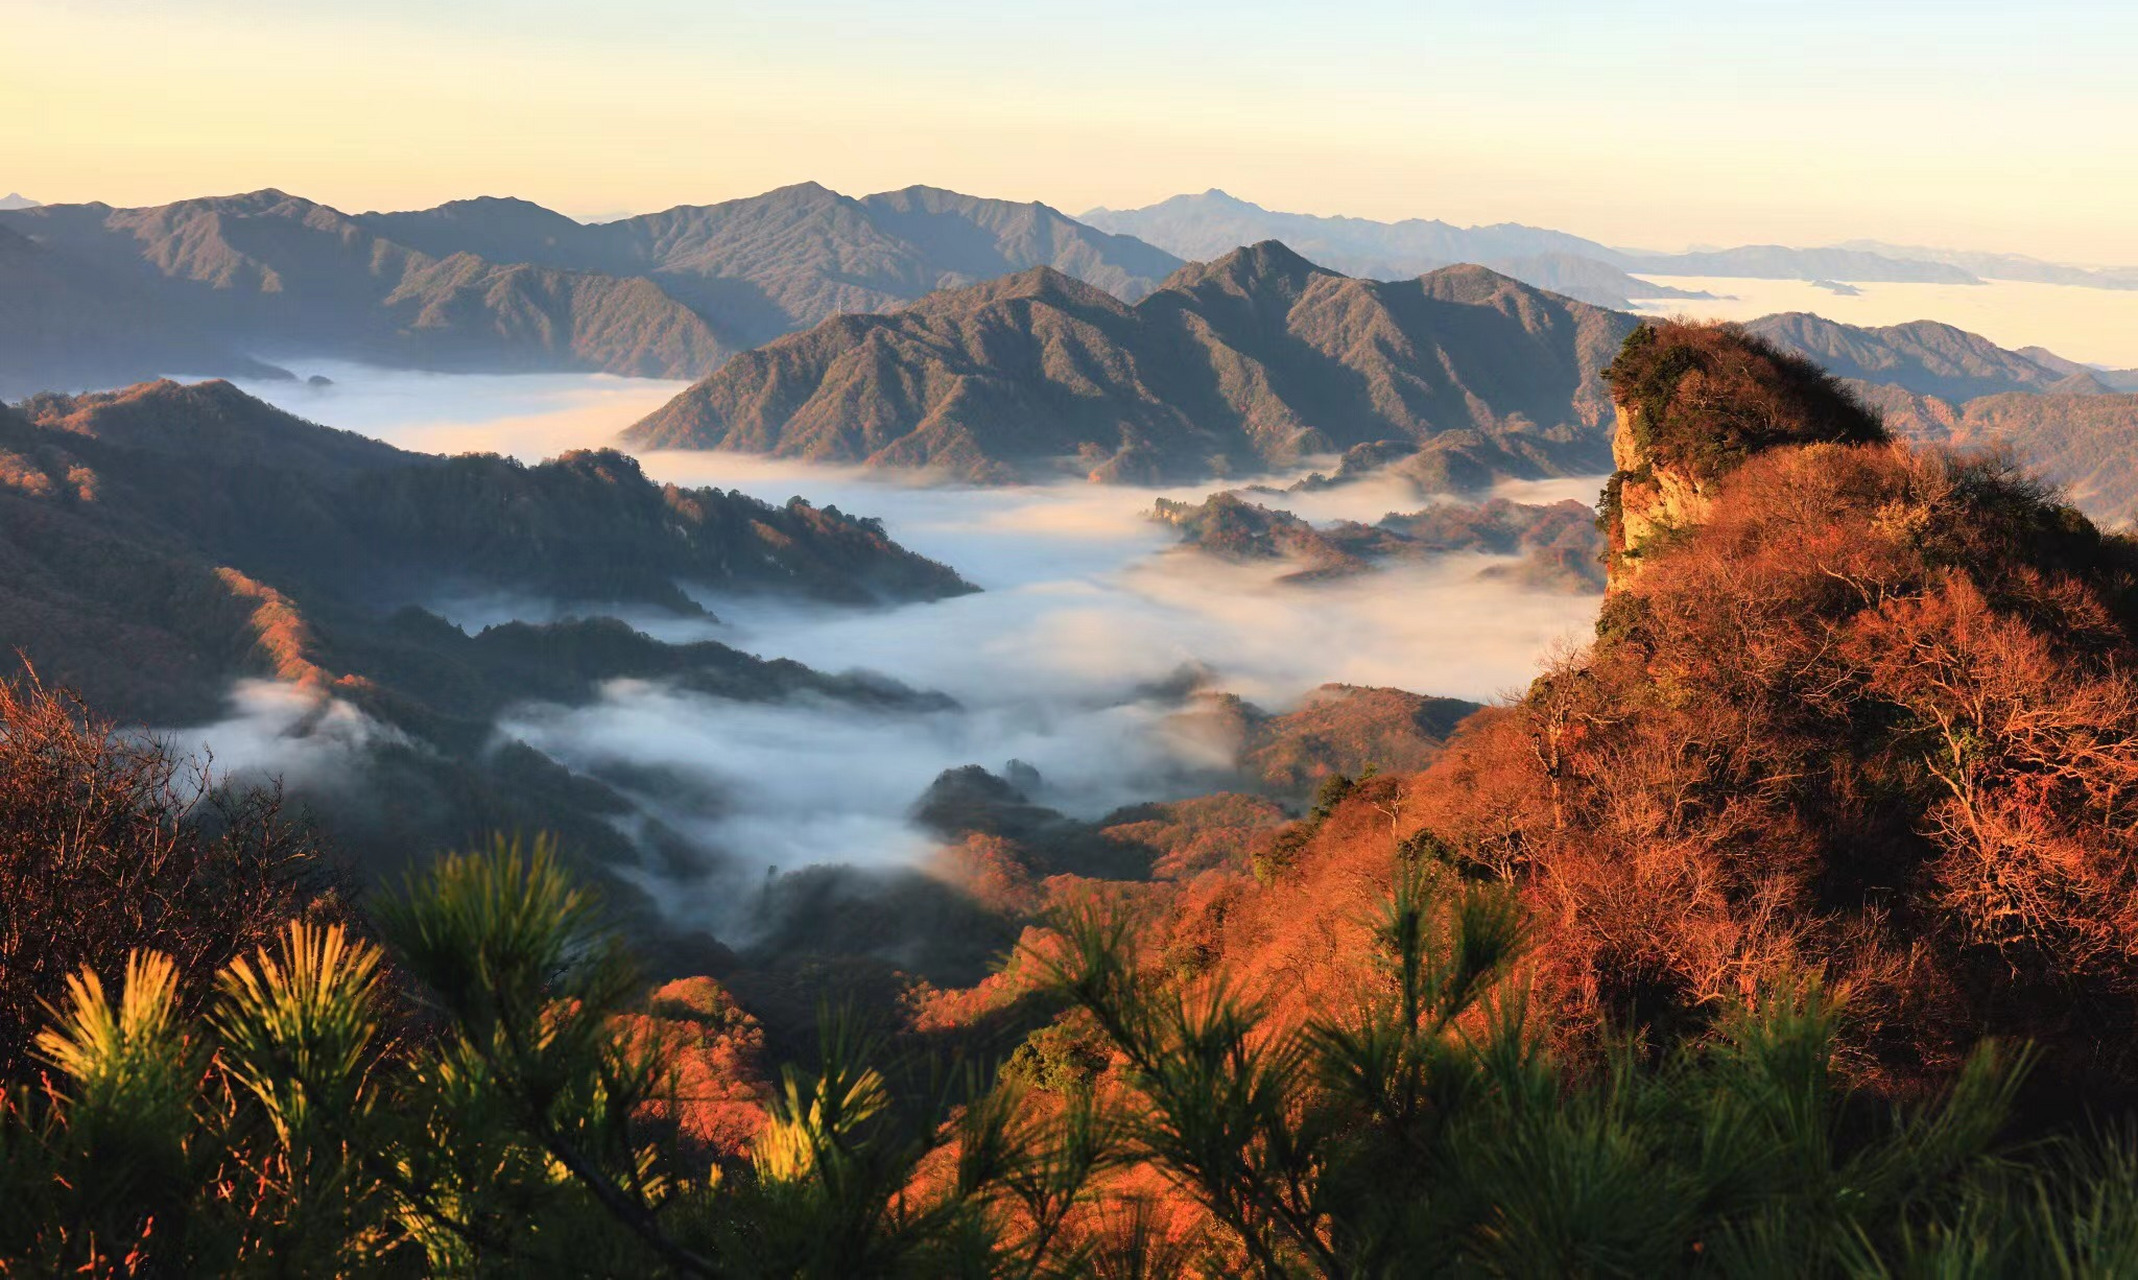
5, 0, 2132, 263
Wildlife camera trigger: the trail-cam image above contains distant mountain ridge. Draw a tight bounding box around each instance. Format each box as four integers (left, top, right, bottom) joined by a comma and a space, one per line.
0, 184, 1185, 396
355, 182, 1183, 346
1614, 244, 1975, 284
624, 243, 1637, 484
1733, 313, 2138, 528
0, 190, 732, 393
1080, 190, 1702, 308
1743, 313, 2113, 401
0, 221, 293, 397
1084, 189, 2138, 292
1837, 240, 2138, 291
0, 194, 37, 211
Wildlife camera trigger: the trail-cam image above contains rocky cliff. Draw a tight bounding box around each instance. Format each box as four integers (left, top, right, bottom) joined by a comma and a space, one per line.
1599, 320, 1888, 587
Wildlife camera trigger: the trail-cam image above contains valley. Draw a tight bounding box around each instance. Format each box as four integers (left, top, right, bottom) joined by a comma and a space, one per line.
141, 365, 1603, 929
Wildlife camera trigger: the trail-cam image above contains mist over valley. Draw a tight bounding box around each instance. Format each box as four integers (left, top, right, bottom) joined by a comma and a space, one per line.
159, 366, 1602, 940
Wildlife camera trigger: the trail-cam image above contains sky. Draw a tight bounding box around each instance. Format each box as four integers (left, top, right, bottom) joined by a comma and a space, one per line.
4, 0, 2133, 263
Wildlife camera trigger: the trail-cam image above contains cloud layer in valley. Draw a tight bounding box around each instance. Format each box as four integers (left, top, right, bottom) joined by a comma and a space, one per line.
177, 367, 1605, 934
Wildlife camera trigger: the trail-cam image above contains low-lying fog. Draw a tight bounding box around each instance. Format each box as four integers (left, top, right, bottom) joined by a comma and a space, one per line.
199, 367, 1605, 924
221, 361, 691, 459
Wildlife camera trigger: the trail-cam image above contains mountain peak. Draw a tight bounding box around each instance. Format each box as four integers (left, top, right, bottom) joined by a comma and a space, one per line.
430, 195, 568, 216
1160, 238, 1330, 294
171, 188, 325, 218
1412, 261, 1565, 305
761, 180, 843, 204
0, 193, 37, 211
916, 264, 1123, 314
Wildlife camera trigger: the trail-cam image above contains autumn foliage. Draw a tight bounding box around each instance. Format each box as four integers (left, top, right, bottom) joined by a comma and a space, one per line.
18, 321, 2138, 1271
0, 670, 338, 1080
1413, 323, 2138, 1095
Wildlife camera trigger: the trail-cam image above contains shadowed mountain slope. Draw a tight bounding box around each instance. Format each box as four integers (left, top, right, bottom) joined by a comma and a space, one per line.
0, 191, 732, 384
0, 222, 290, 397
1858, 384, 2138, 527
0, 379, 972, 727
624, 245, 1637, 484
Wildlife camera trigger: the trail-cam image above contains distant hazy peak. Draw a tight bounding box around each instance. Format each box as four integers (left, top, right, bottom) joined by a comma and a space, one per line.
367, 194, 575, 220
2016, 345, 2099, 377
174, 188, 312, 212
0, 193, 38, 210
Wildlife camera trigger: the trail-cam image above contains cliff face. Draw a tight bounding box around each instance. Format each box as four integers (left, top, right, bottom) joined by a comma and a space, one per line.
1604, 399, 1714, 588
1600, 320, 1888, 589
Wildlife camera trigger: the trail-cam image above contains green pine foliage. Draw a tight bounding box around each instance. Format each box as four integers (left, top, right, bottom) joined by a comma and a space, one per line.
4, 840, 2138, 1275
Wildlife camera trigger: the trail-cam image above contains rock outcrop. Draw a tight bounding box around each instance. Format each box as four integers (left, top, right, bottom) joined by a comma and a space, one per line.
1600, 320, 1888, 588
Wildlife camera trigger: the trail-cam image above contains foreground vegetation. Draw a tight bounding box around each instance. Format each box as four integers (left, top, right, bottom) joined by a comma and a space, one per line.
7, 816, 2138, 1276
0, 669, 2133, 1275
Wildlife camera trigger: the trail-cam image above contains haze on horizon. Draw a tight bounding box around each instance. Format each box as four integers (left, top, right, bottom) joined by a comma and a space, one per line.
5, 0, 2133, 266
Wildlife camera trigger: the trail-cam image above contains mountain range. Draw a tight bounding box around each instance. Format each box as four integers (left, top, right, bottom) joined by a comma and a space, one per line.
0, 185, 1183, 396
356, 184, 1184, 343
1837, 240, 2138, 291
624, 244, 1636, 484
617, 241, 2138, 525
1080, 190, 1710, 308
15, 180, 2133, 412
0, 194, 37, 211
1083, 189, 2138, 292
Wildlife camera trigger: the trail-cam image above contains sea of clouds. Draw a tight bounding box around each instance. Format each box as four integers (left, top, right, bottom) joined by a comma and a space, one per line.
182, 367, 1604, 923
